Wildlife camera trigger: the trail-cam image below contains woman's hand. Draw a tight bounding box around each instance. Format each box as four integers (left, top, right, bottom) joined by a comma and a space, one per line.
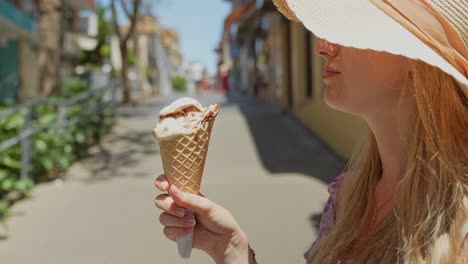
154, 174, 250, 264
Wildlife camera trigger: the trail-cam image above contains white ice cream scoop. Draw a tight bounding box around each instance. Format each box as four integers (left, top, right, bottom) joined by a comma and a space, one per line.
154, 97, 218, 140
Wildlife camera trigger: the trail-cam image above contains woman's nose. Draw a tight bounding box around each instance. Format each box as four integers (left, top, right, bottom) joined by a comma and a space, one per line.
315, 39, 341, 60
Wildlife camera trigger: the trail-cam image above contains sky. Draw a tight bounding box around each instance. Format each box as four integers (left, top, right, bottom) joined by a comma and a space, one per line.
155, 0, 231, 75
99, 0, 232, 75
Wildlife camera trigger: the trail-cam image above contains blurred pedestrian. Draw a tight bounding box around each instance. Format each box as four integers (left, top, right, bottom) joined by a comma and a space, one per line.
154, 1, 467, 263
200, 69, 211, 94
216, 62, 230, 95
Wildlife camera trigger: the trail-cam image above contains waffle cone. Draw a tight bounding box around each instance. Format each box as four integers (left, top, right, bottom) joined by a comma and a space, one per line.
158, 119, 216, 194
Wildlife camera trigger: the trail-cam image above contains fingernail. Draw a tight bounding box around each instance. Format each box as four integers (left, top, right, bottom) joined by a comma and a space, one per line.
160, 181, 168, 189
185, 218, 196, 227
175, 208, 185, 217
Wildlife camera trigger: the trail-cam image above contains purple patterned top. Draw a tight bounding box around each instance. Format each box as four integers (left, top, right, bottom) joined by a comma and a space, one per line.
304, 173, 468, 263
304, 173, 346, 262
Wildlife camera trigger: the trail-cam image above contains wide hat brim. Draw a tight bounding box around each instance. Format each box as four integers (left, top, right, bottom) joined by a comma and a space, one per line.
281, 0, 468, 90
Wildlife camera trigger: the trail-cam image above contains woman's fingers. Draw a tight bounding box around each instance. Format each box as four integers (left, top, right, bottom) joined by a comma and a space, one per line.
169, 185, 213, 216
154, 174, 169, 192
159, 212, 196, 228
154, 193, 186, 217
163, 226, 193, 241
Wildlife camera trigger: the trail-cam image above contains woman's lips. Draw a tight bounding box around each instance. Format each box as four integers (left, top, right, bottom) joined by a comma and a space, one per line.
322, 70, 340, 79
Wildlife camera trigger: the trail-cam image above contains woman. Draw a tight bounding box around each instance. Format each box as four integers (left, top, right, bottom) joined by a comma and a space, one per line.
154, 0, 467, 263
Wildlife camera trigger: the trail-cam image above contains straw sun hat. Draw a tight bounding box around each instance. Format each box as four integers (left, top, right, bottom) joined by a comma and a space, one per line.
272, 0, 468, 96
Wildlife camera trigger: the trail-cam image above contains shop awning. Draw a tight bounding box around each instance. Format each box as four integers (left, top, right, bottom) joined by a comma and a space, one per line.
224, 1, 256, 30
0, 0, 37, 42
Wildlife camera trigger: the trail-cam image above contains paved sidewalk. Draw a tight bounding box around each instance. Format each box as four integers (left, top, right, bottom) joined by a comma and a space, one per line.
0, 91, 345, 264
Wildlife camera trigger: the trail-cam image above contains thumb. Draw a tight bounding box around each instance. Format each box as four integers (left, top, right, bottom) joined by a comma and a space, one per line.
169, 185, 213, 216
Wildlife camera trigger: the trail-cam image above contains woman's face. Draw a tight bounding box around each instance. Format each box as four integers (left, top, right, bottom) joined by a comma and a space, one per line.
315, 39, 412, 118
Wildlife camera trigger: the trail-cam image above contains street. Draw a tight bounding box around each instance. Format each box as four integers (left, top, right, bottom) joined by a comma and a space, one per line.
0, 91, 345, 264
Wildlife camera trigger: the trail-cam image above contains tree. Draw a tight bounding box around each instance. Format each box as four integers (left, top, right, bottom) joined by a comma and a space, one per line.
36, 0, 61, 97
111, 0, 141, 104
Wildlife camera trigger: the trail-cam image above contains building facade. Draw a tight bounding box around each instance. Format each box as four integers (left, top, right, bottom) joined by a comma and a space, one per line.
160, 28, 183, 75
0, 0, 95, 103
0, 0, 38, 102
110, 15, 181, 97
221, 0, 367, 159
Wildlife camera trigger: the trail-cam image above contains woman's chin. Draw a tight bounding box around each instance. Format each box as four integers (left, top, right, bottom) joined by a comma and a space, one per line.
324, 99, 342, 112
324, 88, 351, 114
324, 86, 341, 109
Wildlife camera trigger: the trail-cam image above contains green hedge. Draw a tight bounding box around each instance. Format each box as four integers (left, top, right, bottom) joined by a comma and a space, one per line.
0, 78, 115, 220
171, 75, 188, 93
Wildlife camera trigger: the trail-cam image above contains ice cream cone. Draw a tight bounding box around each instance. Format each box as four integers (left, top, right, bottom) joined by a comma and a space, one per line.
154, 98, 219, 259
158, 116, 216, 194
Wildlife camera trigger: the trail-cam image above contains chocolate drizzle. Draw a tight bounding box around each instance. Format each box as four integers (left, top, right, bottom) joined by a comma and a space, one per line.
159, 104, 202, 119
201, 103, 219, 124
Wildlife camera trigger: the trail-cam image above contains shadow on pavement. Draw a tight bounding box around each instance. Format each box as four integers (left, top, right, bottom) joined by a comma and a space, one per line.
77, 129, 159, 183
225, 91, 341, 234
226, 91, 346, 184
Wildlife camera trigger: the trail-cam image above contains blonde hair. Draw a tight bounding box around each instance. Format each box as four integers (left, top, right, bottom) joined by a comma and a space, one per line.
307, 60, 468, 263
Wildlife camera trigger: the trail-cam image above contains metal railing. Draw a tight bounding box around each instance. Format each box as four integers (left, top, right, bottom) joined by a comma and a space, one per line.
0, 79, 120, 179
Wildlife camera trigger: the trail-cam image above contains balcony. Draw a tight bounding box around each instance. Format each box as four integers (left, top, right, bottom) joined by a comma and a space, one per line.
0, 0, 37, 41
